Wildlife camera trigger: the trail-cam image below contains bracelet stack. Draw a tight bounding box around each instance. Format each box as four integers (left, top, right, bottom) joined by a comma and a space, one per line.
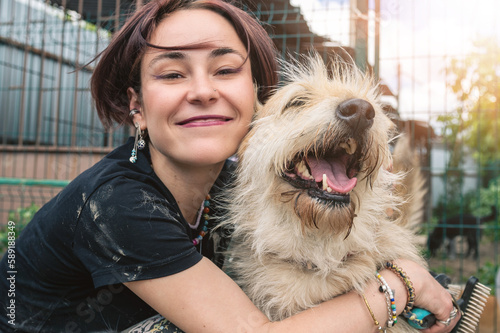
384, 262, 424, 327
362, 262, 419, 331
375, 271, 397, 327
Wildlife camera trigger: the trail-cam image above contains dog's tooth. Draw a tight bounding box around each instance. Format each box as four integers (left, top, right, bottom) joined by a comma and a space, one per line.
296, 161, 305, 172
327, 187, 332, 193
348, 138, 358, 154
322, 174, 327, 190
302, 168, 312, 178
298, 161, 308, 175
296, 160, 313, 179
340, 139, 358, 155
339, 142, 350, 153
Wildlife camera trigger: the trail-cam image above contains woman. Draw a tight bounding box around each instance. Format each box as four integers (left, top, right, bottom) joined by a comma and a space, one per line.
0, 0, 459, 332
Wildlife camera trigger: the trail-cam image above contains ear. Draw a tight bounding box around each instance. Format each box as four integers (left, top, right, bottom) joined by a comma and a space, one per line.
127, 87, 146, 130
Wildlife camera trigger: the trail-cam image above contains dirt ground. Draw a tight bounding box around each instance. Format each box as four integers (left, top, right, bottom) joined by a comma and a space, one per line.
421, 235, 499, 332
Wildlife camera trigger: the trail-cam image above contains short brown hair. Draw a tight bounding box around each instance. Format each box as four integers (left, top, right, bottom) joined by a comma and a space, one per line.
90, 0, 278, 129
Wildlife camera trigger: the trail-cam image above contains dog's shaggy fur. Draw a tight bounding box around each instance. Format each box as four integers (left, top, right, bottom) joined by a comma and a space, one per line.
223, 54, 427, 332
390, 134, 427, 230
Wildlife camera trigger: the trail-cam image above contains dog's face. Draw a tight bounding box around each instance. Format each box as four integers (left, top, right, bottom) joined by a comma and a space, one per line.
238, 54, 395, 236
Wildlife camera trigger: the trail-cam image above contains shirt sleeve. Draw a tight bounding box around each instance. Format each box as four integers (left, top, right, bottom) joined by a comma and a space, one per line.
72, 176, 203, 288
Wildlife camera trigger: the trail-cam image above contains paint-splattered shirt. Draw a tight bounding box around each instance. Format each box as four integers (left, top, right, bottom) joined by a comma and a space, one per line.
0, 137, 234, 332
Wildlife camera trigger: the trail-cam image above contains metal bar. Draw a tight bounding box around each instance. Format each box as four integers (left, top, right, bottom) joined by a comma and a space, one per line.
0, 37, 93, 73
0, 145, 113, 154
0, 7, 14, 147
95, 0, 103, 147
35, 1, 49, 147
0, 177, 69, 187
107, 0, 123, 149
54, 0, 67, 147
353, 0, 368, 72
17, 0, 33, 146
70, 0, 84, 147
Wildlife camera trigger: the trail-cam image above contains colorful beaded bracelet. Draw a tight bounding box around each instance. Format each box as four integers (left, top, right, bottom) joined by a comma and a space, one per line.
375, 271, 397, 327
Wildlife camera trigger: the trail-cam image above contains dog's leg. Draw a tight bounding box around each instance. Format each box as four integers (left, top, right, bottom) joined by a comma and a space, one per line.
448, 237, 457, 260
468, 233, 479, 259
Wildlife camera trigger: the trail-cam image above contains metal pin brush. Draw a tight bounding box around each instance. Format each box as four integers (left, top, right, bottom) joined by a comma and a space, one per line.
451, 276, 491, 333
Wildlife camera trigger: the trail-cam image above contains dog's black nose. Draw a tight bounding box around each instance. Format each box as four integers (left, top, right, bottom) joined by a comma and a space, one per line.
336, 98, 375, 134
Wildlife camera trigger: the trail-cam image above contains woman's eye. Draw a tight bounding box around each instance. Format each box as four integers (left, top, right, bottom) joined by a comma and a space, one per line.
154, 73, 183, 80
216, 67, 242, 76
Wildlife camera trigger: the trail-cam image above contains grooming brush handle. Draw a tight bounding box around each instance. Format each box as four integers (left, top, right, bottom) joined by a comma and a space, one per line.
406, 308, 435, 329
406, 274, 452, 329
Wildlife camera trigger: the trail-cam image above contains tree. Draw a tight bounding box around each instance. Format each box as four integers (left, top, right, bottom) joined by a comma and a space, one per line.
445, 37, 500, 170
434, 38, 500, 215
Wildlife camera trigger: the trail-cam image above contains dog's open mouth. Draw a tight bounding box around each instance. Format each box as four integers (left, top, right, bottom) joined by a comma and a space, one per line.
282, 138, 361, 206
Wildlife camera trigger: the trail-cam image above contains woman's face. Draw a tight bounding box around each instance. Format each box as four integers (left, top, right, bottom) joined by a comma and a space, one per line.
129, 9, 255, 169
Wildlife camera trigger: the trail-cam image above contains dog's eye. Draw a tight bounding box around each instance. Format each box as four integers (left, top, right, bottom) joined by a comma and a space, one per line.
285, 98, 306, 109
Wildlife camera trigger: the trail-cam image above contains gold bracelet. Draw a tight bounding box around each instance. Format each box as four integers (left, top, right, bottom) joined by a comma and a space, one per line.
361, 293, 384, 332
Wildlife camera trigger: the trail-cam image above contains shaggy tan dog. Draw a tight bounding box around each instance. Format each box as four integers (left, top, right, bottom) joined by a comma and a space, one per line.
223, 53, 426, 332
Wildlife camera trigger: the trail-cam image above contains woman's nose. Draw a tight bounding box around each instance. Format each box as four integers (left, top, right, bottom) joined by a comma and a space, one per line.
186, 77, 218, 104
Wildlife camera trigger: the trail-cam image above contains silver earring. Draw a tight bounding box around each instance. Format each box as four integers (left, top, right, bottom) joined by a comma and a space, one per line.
129, 109, 140, 117
130, 122, 145, 163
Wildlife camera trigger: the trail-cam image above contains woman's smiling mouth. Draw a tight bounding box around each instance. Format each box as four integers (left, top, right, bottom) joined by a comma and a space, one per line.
177, 115, 233, 127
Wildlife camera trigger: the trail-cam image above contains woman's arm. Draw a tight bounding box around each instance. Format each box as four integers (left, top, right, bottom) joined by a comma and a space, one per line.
125, 257, 458, 333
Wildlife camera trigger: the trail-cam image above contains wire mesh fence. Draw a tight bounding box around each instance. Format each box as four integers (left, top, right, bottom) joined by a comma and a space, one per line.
0, 0, 499, 330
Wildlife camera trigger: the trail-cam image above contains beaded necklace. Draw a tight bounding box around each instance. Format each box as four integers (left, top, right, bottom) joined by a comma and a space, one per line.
192, 195, 211, 246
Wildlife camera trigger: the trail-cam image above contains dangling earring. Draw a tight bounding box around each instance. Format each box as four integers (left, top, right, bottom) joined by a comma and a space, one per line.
130, 121, 145, 163
137, 128, 146, 150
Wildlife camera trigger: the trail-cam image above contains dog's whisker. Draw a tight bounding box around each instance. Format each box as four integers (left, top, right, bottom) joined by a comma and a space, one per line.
310, 208, 319, 230
280, 189, 301, 204
343, 202, 356, 240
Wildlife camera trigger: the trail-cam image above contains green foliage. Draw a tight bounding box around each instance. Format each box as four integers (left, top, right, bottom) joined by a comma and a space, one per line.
436, 112, 467, 169
433, 186, 476, 218
0, 203, 39, 255
428, 263, 455, 277
469, 176, 500, 216
443, 38, 500, 169
477, 261, 498, 295
433, 176, 499, 244
470, 176, 500, 242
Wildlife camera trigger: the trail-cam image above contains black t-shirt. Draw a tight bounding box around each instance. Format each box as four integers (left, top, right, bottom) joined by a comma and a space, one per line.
0, 137, 233, 332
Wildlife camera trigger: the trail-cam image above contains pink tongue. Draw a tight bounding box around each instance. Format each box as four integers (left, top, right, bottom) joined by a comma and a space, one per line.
307, 157, 357, 193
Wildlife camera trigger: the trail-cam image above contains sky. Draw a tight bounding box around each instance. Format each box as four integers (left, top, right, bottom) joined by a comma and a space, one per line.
289, 0, 500, 124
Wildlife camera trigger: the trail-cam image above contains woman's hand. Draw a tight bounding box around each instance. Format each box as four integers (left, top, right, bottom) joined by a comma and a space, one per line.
394, 259, 461, 333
